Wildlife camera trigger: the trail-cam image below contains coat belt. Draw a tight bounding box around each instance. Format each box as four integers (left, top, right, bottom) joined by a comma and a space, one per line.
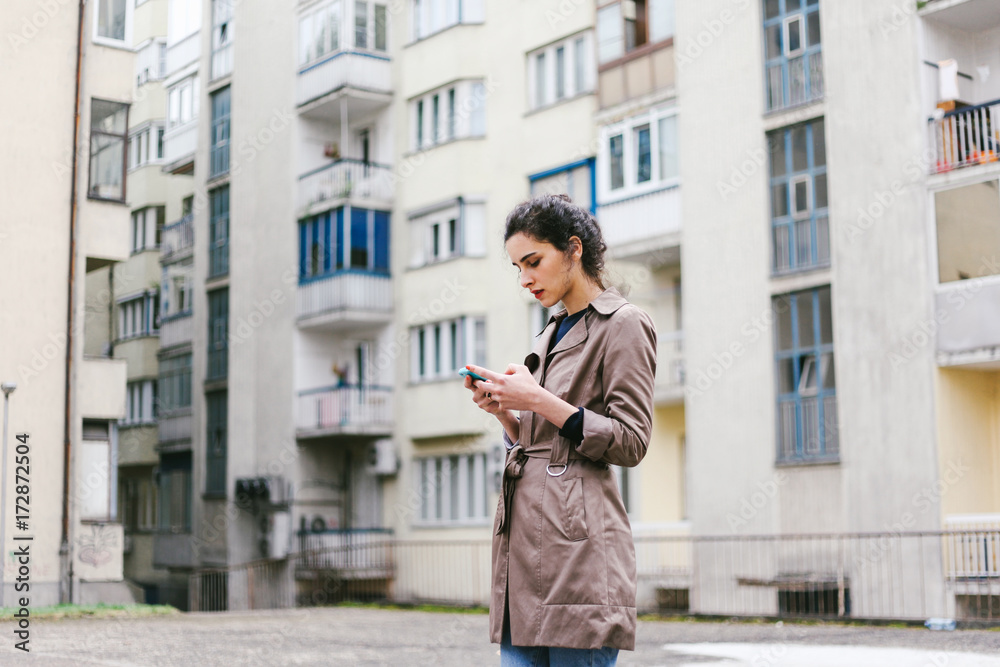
495, 443, 590, 536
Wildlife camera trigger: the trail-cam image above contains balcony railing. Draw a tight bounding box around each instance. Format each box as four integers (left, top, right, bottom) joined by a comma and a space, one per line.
298, 159, 394, 212
297, 51, 392, 108
161, 214, 194, 262
165, 31, 200, 76
600, 185, 681, 262
296, 270, 392, 325
296, 528, 394, 576
296, 385, 393, 435
163, 121, 197, 169
929, 98, 1000, 173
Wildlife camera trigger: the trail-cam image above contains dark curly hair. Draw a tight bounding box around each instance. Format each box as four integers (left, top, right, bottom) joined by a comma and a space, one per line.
503, 194, 608, 289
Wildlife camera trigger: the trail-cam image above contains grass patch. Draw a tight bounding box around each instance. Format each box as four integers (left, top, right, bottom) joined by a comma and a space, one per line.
331, 601, 489, 615
0, 603, 179, 621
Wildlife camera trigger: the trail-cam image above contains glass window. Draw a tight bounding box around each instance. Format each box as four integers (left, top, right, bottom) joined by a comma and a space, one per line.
935, 180, 1000, 283
89, 99, 129, 201
658, 115, 678, 181
634, 124, 651, 183
355, 0, 368, 48
609, 134, 624, 190
374, 3, 387, 50
555, 47, 565, 100
210, 87, 231, 178
535, 52, 547, 107
597, 4, 623, 63
574, 37, 586, 95
649, 0, 674, 43
97, 0, 127, 41
764, 0, 822, 111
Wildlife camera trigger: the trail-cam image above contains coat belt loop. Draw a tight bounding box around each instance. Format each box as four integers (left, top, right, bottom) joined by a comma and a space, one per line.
546, 435, 571, 477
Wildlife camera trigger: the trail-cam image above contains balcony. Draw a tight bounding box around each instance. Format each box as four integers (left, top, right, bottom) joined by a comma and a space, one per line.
296, 385, 393, 438
153, 532, 196, 569
81, 199, 130, 269
159, 411, 193, 445
297, 51, 392, 122
298, 159, 394, 217
599, 185, 681, 264
162, 121, 197, 174
920, 0, 1000, 31
166, 31, 200, 77
935, 278, 1000, 366
297, 270, 392, 330
655, 331, 685, 405
161, 215, 194, 263
79, 358, 127, 419
928, 99, 1000, 174
159, 313, 193, 349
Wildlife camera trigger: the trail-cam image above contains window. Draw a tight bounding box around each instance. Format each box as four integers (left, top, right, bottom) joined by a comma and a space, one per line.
935, 181, 1000, 283
80, 421, 114, 522
95, 0, 128, 43
130, 206, 165, 252
168, 274, 192, 316
205, 391, 227, 495
407, 198, 486, 267
410, 315, 485, 382
118, 290, 160, 340
529, 159, 596, 214
210, 87, 230, 178
135, 39, 168, 86
413, 452, 489, 525
352, 1, 388, 51
774, 286, 837, 463
124, 380, 157, 425
412, 80, 487, 150
768, 117, 828, 273
355, 0, 368, 47
207, 288, 228, 381
129, 123, 165, 170
763, 0, 823, 111
158, 452, 192, 532
299, 207, 389, 279
597, 0, 673, 63
89, 99, 129, 201
528, 32, 594, 110
411, 0, 484, 41
158, 353, 192, 413
168, 0, 201, 45
119, 473, 157, 532
299, 1, 342, 66
600, 106, 678, 200
167, 77, 199, 130
209, 186, 229, 277
212, 0, 233, 79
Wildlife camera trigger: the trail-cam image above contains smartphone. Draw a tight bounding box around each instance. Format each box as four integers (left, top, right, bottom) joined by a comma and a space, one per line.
459, 368, 489, 383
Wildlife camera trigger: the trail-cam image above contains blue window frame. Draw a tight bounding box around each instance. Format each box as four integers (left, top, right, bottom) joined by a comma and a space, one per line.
763, 0, 822, 111
205, 391, 227, 495
298, 206, 388, 282
210, 86, 230, 177
207, 288, 228, 381
209, 186, 229, 278
768, 117, 828, 274
774, 285, 837, 463
529, 158, 597, 215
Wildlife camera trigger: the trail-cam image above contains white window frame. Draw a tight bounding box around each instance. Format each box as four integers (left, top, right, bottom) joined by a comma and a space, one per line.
527, 31, 594, 111
790, 174, 811, 219
410, 315, 485, 382
407, 198, 487, 268
410, 0, 484, 42
298, 0, 344, 67
93, 0, 133, 48
783, 14, 805, 58
124, 379, 157, 426
166, 76, 199, 131
128, 122, 166, 171
598, 105, 680, 204
411, 80, 486, 151
135, 38, 168, 86
167, 0, 201, 46
118, 290, 160, 340
412, 452, 490, 526
80, 422, 115, 522
352, 0, 388, 52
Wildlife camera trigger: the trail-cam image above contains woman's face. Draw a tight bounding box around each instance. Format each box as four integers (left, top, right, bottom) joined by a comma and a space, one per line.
505, 232, 577, 309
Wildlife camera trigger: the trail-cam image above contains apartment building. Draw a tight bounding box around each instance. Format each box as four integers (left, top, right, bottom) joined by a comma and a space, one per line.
1, 0, 140, 604
679, 0, 1000, 618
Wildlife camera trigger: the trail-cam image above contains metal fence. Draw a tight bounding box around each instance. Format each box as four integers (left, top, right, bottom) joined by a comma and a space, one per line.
929, 97, 1000, 173
189, 529, 1000, 622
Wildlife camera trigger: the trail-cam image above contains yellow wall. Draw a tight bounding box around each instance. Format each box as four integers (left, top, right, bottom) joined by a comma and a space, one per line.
935, 368, 1000, 515
638, 404, 686, 523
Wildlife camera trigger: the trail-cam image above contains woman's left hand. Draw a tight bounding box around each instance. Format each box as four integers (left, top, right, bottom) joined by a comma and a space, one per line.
464, 364, 540, 413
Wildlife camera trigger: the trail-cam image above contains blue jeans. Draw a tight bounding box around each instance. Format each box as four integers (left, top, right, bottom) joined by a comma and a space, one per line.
500, 622, 619, 667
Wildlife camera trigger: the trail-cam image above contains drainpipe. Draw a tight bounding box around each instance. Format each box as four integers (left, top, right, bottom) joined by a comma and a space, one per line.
61, 0, 86, 604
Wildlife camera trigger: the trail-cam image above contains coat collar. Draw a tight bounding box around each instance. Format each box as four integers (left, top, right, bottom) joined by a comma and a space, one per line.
525, 286, 628, 374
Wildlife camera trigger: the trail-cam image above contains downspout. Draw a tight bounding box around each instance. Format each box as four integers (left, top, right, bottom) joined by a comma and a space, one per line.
62, 0, 86, 604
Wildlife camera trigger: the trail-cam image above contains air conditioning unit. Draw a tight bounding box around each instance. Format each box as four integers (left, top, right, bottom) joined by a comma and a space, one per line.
235, 475, 292, 509
258, 510, 291, 559
367, 438, 398, 476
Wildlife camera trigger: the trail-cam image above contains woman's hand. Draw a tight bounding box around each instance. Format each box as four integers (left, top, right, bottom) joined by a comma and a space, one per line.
464, 364, 540, 413
463, 371, 504, 415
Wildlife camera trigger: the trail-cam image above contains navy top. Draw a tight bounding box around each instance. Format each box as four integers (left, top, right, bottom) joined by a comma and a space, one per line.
550, 309, 587, 444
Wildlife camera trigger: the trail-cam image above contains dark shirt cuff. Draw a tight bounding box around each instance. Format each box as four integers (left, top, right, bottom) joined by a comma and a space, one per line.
558, 407, 585, 443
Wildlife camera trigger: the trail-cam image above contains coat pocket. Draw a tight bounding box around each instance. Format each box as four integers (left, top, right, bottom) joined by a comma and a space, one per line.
563, 477, 589, 541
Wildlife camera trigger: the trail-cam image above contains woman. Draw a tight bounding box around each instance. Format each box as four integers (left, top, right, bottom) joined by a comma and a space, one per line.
463, 194, 657, 666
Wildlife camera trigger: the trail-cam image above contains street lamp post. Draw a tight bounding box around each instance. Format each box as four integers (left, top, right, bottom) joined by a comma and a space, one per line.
1, 382, 16, 610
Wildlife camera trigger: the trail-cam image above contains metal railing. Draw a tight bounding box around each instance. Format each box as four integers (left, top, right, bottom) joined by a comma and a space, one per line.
161, 214, 194, 262
928, 98, 1000, 173
298, 158, 394, 211
189, 529, 1000, 622
296, 384, 393, 433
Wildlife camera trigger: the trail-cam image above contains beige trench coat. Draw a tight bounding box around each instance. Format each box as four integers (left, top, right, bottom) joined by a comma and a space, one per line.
490, 286, 657, 650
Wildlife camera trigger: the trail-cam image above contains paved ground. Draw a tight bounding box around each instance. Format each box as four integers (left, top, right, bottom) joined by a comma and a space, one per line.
0, 607, 998, 665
